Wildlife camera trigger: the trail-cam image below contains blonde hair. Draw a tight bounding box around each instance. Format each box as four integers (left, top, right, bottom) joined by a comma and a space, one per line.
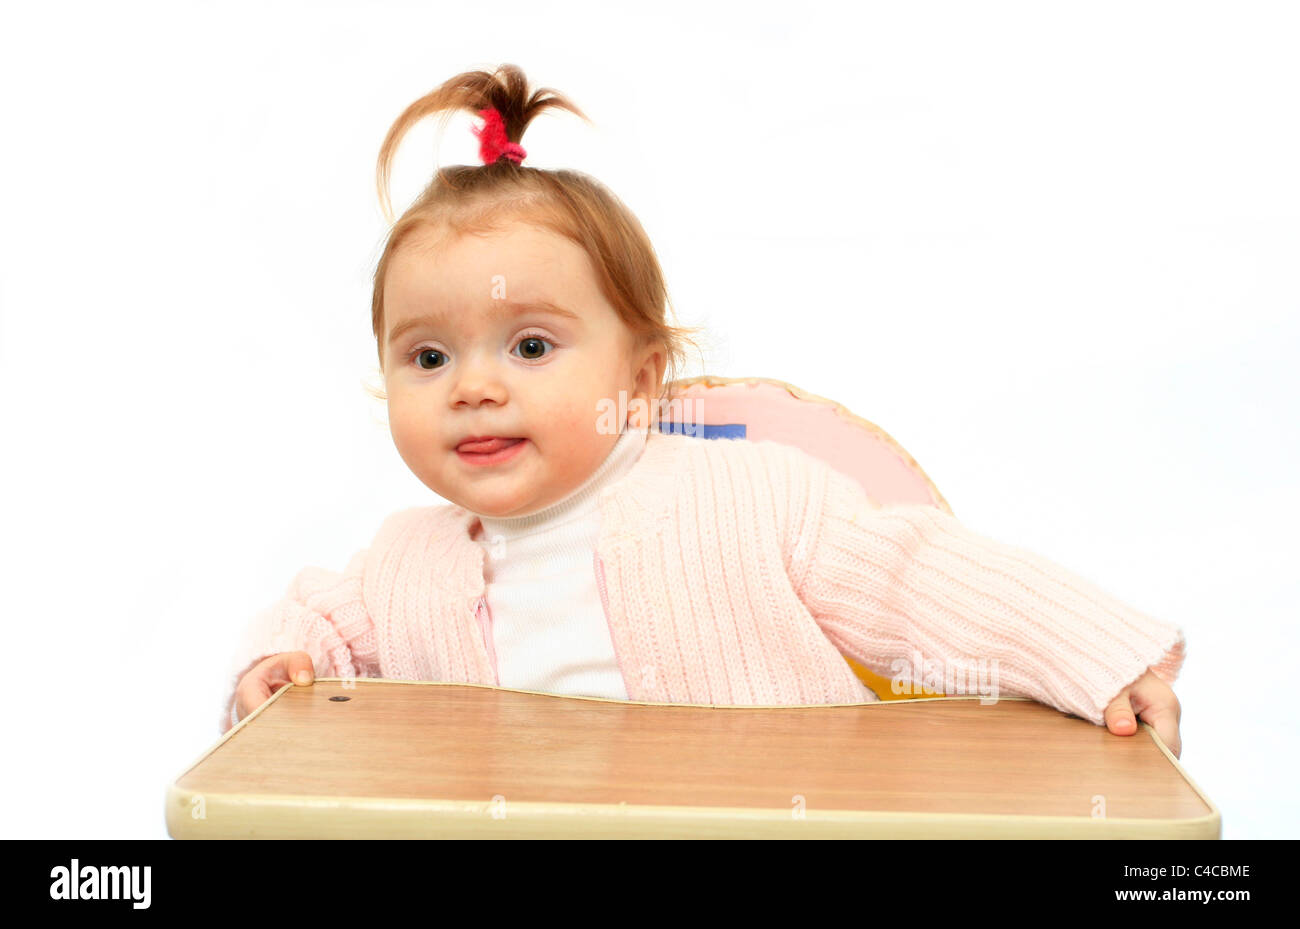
367, 63, 704, 408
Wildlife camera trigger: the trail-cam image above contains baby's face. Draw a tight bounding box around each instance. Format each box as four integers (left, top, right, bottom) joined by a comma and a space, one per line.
381, 221, 655, 518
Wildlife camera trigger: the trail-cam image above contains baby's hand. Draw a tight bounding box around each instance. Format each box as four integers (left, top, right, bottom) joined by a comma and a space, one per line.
1103, 670, 1182, 758
233, 651, 315, 725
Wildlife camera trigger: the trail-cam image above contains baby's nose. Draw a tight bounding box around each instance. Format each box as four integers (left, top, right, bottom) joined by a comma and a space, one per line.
450, 365, 509, 406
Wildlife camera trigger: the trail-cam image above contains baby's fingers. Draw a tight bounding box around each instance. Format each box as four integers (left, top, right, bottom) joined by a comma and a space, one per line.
281, 651, 315, 686
1103, 690, 1137, 736
1128, 672, 1182, 759
234, 674, 273, 723
1139, 704, 1182, 759
1129, 687, 1182, 760
258, 651, 314, 688
235, 652, 315, 724
1103, 681, 1183, 759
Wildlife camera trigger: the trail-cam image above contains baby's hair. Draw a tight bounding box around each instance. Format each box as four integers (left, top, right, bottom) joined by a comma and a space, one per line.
367, 63, 704, 411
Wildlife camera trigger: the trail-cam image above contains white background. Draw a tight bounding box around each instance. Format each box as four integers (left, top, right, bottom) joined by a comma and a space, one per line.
2, 0, 1295, 839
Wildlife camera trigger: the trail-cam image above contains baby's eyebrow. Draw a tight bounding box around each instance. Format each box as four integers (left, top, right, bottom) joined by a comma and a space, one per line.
387, 300, 580, 345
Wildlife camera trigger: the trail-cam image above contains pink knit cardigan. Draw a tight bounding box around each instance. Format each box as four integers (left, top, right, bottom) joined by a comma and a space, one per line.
220, 431, 1185, 734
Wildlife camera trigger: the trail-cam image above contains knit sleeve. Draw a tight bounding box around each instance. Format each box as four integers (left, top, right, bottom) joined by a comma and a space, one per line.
792, 465, 1186, 726
219, 547, 378, 734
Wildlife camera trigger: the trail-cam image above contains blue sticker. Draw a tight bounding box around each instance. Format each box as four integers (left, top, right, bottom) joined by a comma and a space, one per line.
658, 421, 747, 440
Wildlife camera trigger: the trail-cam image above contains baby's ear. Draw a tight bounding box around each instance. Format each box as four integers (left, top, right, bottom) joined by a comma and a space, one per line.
628, 345, 666, 409
651, 347, 668, 385
634, 342, 666, 388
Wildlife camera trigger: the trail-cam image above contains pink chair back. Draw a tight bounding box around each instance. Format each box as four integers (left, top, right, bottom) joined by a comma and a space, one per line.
659, 376, 951, 514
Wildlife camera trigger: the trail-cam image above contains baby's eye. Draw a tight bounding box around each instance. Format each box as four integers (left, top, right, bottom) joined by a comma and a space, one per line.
413, 348, 446, 370
513, 334, 555, 361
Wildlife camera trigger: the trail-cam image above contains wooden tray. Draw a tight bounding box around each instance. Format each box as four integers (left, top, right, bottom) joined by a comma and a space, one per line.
167, 680, 1218, 838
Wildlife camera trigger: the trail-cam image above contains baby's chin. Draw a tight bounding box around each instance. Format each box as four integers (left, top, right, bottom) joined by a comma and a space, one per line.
450, 486, 551, 519
468, 500, 530, 518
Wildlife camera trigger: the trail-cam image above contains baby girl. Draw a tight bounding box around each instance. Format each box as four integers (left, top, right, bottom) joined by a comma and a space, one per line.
223, 64, 1185, 757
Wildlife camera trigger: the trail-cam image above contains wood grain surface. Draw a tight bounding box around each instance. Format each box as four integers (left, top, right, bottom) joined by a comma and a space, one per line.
167, 680, 1218, 839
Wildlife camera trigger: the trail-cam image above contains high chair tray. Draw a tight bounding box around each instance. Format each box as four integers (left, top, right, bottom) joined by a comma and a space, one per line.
166, 679, 1218, 839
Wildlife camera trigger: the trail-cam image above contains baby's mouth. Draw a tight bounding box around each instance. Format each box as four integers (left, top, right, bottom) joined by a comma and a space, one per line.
457, 437, 525, 454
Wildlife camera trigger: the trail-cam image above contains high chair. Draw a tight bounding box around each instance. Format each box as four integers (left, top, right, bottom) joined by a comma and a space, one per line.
169, 374, 1221, 839
657, 375, 954, 701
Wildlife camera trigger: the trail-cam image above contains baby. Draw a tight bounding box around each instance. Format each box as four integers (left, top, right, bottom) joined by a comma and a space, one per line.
224, 64, 1185, 757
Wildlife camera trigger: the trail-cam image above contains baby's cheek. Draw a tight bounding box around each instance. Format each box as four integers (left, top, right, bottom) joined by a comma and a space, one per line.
548, 405, 596, 441
389, 406, 433, 463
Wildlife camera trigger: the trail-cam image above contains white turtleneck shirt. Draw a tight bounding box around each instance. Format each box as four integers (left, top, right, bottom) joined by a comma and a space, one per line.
470, 424, 649, 700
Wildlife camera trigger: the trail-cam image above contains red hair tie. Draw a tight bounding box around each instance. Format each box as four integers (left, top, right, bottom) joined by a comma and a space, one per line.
473, 107, 527, 165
